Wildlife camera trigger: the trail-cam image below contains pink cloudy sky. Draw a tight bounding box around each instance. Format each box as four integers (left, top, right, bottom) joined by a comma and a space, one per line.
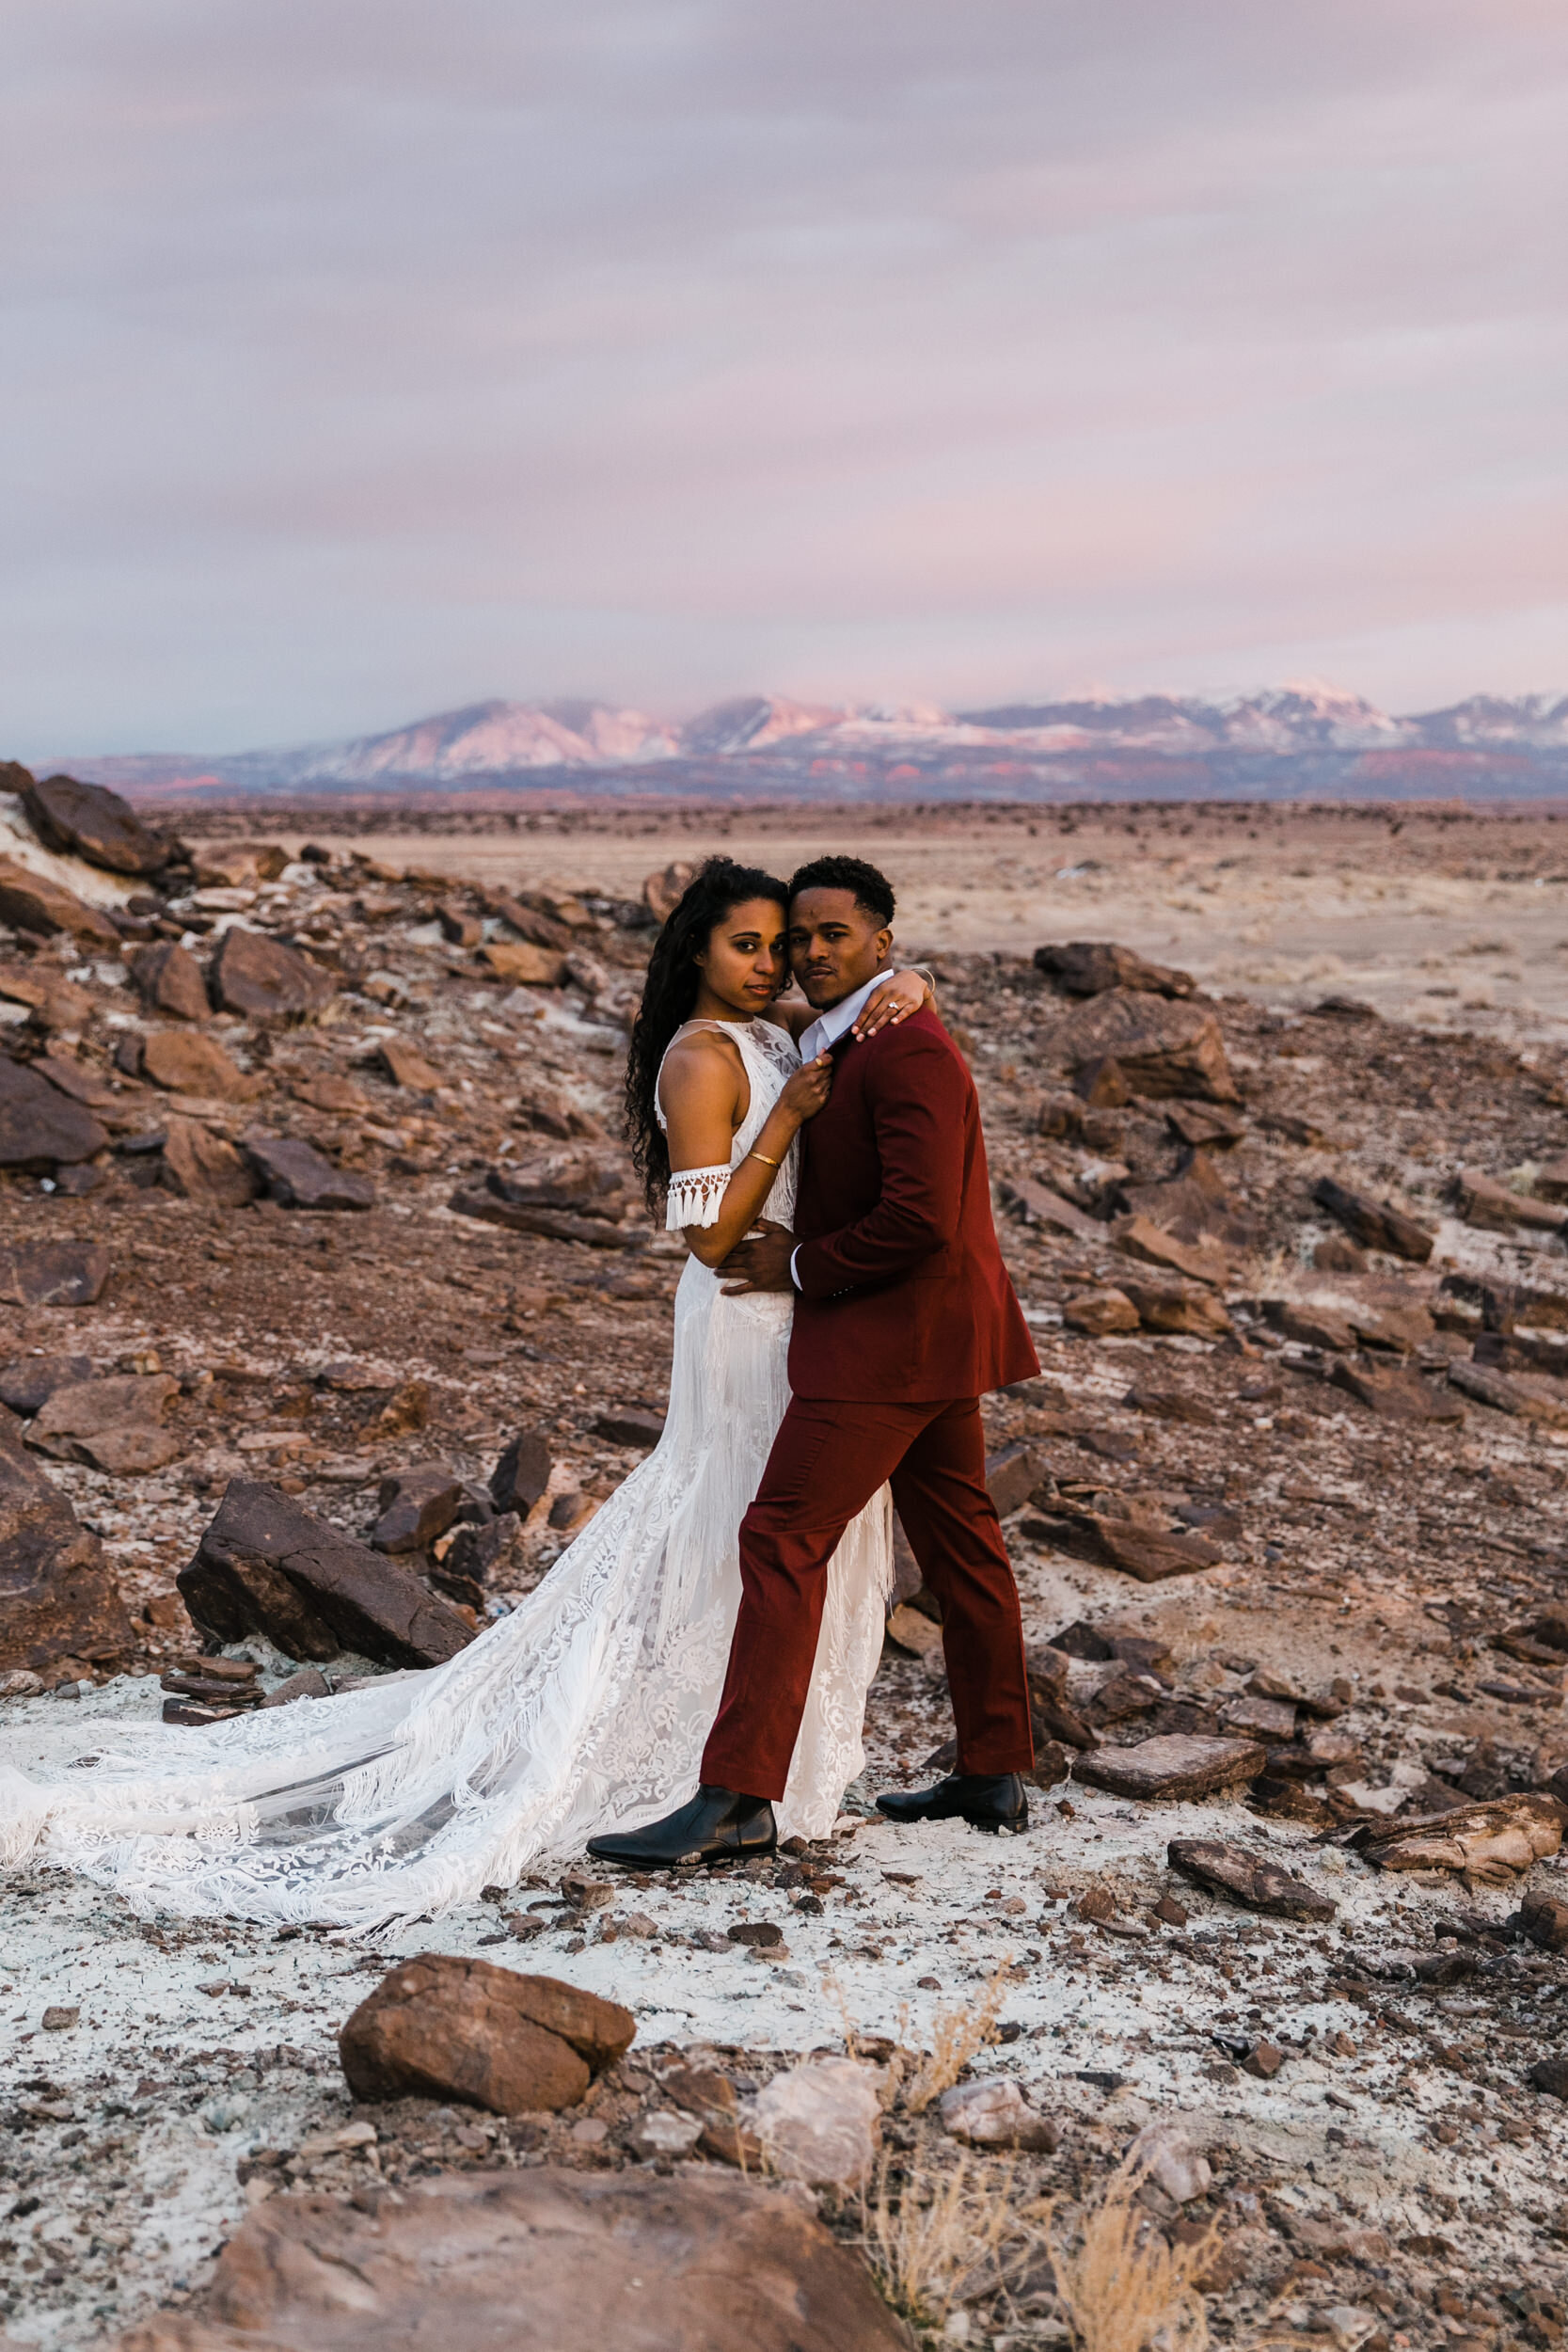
4, 0, 1565, 755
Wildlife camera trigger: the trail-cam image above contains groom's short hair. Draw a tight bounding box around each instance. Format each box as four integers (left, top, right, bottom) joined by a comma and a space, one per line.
788, 855, 895, 928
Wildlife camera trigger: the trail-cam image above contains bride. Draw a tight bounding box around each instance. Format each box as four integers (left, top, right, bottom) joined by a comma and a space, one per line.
0, 860, 930, 1929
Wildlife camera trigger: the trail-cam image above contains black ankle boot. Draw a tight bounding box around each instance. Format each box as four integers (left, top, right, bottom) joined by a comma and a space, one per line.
875, 1772, 1029, 1835
587, 1785, 777, 1868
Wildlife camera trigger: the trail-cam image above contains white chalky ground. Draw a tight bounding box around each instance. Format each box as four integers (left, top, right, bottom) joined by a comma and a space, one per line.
4, 1672, 1563, 2346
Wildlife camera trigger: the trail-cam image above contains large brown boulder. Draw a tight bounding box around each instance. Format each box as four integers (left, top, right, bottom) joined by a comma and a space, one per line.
178, 1479, 474, 1665
340, 1956, 635, 2114
21, 772, 175, 878
0, 854, 121, 944
209, 925, 334, 1018
0, 1240, 111, 1306
131, 941, 210, 1022
1039, 987, 1238, 1104
0, 1056, 110, 1168
0, 1408, 134, 1672
1034, 940, 1194, 998
115, 2167, 911, 2352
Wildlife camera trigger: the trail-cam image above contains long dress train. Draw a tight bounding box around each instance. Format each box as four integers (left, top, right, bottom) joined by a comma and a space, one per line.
0, 1017, 892, 1931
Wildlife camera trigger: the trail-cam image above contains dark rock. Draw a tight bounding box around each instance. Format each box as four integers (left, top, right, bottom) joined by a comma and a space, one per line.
210, 925, 335, 1018
245, 1135, 375, 1210
450, 1189, 639, 1248
1528, 2057, 1568, 2099
1123, 1279, 1231, 1336
490, 1429, 553, 1517
1041, 988, 1239, 1104
1037, 1508, 1222, 1581
116, 2166, 909, 2352
592, 1407, 667, 1448
161, 1118, 260, 1206
1330, 1359, 1465, 1422
486, 1151, 627, 1216
339, 1955, 634, 2113
0, 1057, 110, 1170
0, 1408, 134, 1672
1448, 1359, 1568, 1428
985, 1442, 1044, 1519
374, 1036, 441, 1089
178, 1478, 474, 1666
998, 1172, 1102, 1241
1076, 1735, 1267, 1801
27, 1374, 182, 1475
1075, 1055, 1132, 1106
1034, 941, 1195, 998
1167, 1836, 1338, 1920
143, 1028, 254, 1098
1262, 1297, 1355, 1352
1164, 1102, 1246, 1150
21, 772, 174, 877
727, 1920, 784, 1948
0, 1240, 111, 1305
0, 1356, 93, 1417
1314, 1176, 1434, 1263
1063, 1288, 1140, 1335
372, 1464, 466, 1554
438, 1514, 522, 1590
1453, 1169, 1565, 1236
0, 854, 121, 943
130, 942, 210, 1022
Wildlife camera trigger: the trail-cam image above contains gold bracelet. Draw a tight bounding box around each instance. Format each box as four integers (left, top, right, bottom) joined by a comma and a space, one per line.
748, 1149, 781, 1168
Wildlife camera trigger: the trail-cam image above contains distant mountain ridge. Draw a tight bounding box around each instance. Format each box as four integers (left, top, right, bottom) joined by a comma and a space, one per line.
59, 683, 1568, 804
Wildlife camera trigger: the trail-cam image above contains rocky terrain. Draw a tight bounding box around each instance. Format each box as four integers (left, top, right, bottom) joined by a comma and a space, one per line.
4, 764, 1568, 2349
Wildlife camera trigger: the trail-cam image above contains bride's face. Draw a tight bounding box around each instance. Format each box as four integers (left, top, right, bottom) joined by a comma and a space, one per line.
693, 897, 789, 1015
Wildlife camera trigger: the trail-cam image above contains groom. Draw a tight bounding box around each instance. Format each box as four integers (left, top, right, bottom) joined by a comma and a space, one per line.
590, 855, 1039, 1868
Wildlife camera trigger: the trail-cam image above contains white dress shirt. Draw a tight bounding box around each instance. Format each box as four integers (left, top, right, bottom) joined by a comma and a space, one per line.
789, 969, 893, 1287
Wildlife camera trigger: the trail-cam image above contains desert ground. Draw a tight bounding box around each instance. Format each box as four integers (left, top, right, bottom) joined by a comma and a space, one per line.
5, 793, 1568, 2352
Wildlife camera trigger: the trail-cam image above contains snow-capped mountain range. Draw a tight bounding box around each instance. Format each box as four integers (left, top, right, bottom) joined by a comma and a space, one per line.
61, 684, 1568, 803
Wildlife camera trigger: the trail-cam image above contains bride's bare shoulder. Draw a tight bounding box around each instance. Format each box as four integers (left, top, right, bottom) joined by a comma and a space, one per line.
657, 1025, 746, 1103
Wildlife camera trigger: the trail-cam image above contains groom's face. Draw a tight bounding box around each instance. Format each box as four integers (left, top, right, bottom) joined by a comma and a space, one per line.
788, 887, 894, 1009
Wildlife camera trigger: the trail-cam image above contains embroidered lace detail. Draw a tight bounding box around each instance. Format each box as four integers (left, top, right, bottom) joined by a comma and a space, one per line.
0, 1007, 893, 1931
666, 1165, 731, 1231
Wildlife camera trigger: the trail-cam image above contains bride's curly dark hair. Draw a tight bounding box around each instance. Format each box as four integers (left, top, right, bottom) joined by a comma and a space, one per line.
625, 857, 789, 1211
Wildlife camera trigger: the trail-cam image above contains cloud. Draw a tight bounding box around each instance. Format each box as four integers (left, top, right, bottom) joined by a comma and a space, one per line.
2, 0, 1564, 751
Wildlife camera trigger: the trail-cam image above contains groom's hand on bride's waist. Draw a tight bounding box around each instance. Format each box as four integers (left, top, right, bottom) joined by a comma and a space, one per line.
719, 1218, 798, 1295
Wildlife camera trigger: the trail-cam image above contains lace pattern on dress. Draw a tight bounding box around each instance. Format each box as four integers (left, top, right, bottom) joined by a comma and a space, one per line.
665, 1165, 731, 1231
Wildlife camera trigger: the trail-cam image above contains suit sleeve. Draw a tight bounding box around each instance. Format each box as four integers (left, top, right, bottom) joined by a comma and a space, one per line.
793, 1026, 967, 1297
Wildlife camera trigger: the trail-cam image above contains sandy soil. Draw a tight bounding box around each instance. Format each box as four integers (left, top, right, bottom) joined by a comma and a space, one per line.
266, 802, 1568, 1043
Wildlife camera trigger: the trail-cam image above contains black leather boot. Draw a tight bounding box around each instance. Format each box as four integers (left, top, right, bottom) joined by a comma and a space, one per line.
587, 1785, 777, 1868
876, 1772, 1029, 1835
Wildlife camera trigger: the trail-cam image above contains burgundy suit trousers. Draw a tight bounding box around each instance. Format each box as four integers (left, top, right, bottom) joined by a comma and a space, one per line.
701, 1394, 1034, 1800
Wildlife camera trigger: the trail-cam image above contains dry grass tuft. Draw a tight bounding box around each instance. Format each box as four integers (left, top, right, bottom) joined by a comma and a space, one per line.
1046, 2155, 1220, 2352
860, 2151, 1026, 2328
901, 1956, 1013, 2115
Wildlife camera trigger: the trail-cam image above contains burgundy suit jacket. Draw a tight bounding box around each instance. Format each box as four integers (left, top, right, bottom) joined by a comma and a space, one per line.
788, 1006, 1039, 1403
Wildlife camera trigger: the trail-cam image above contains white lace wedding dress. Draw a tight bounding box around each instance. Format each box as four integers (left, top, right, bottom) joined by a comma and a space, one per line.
0, 1017, 892, 1931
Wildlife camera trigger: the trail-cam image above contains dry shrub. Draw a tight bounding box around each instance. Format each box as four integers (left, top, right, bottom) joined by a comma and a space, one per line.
1047, 2156, 1220, 2352
861, 2152, 1029, 2328
902, 1957, 1012, 2115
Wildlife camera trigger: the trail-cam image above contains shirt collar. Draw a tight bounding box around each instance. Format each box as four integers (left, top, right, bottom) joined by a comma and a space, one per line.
798, 970, 891, 1063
